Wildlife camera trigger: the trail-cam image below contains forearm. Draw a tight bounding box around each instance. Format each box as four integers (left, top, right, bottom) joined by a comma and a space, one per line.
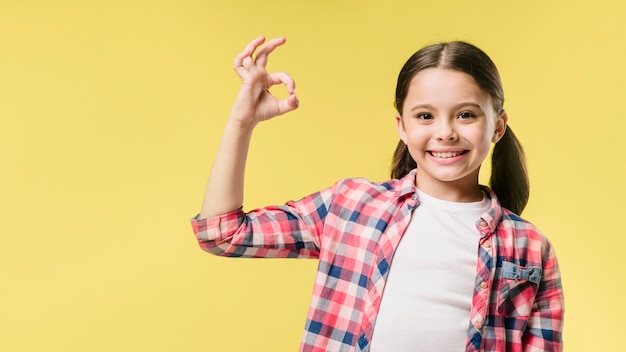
199, 118, 255, 218
198, 36, 297, 218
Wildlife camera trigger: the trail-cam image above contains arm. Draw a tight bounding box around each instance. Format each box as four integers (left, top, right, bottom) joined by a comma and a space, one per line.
523, 244, 565, 351
192, 186, 335, 259
200, 36, 299, 219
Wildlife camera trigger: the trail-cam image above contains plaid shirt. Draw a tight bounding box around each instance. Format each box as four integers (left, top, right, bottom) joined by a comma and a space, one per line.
191, 170, 564, 351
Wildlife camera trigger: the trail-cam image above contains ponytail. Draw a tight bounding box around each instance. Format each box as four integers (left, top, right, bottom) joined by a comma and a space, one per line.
390, 140, 416, 180
489, 127, 529, 215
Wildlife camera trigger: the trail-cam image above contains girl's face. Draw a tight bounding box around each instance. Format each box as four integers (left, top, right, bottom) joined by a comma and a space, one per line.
396, 68, 507, 202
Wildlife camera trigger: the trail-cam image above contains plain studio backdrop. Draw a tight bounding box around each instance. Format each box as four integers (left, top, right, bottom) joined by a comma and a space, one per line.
1, 0, 624, 351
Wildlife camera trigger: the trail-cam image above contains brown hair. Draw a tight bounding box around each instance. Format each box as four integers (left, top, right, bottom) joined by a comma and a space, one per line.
390, 41, 529, 214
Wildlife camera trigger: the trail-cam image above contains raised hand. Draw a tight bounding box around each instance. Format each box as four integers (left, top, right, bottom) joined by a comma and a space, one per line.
230, 36, 299, 127
199, 36, 300, 218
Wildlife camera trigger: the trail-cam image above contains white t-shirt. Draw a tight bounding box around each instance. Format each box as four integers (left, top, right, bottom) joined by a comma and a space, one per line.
370, 188, 490, 351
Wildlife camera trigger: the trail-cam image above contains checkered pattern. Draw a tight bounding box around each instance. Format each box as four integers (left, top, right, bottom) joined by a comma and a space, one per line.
191, 170, 564, 351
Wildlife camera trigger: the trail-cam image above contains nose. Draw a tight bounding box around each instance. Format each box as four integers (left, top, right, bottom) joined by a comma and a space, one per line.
435, 119, 457, 141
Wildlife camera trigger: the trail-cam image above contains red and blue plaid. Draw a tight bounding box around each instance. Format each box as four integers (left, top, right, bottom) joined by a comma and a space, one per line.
191, 170, 564, 351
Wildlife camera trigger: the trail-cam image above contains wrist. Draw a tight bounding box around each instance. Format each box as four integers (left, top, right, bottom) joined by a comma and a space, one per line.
226, 114, 258, 132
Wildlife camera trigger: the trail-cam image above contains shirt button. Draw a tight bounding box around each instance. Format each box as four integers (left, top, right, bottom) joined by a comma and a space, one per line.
480, 282, 488, 289
483, 241, 492, 249
479, 220, 488, 227
474, 321, 483, 330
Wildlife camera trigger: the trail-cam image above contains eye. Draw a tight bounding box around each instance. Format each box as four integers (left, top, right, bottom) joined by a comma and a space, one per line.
416, 113, 433, 120
458, 111, 476, 119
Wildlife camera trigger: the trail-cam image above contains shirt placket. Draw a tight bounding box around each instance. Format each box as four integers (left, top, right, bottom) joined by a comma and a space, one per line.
467, 218, 495, 352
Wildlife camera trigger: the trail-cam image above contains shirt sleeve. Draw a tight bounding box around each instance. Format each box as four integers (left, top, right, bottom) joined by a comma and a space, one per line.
190, 183, 336, 259
523, 242, 565, 352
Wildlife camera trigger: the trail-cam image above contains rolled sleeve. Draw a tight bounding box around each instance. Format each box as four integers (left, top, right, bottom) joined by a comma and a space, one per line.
191, 208, 245, 244
190, 184, 335, 259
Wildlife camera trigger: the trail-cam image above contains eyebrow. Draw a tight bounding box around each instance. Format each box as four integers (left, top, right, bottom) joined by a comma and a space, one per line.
409, 102, 485, 112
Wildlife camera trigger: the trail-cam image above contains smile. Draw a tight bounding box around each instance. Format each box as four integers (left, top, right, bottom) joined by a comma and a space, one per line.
429, 150, 468, 158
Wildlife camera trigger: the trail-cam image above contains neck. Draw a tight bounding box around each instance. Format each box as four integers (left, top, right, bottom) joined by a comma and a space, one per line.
414, 173, 483, 203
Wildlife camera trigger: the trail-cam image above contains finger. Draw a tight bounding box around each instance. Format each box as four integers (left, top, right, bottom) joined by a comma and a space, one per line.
254, 36, 287, 68
233, 36, 266, 69
267, 72, 296, 94
241, 56, 255, 70
276, 93, 299, 115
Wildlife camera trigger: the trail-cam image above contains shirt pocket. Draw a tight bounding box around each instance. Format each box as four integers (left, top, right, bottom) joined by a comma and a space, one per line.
496, 260, 542, 317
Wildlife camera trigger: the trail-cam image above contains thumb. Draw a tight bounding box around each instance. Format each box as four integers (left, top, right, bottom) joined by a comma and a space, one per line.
277, 93, 299, 115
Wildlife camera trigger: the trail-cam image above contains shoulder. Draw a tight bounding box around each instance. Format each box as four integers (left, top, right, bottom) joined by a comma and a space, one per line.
329, 177, 399, 206
484, 188, 549, 247
324, 174, 415, 212
334, 176, 400, 192
497, 208, 556, 262
499, 209, 545, 239
332, 170, 416, 196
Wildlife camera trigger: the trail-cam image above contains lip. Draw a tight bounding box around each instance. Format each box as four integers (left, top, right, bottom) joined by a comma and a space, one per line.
427, 149, 469, 165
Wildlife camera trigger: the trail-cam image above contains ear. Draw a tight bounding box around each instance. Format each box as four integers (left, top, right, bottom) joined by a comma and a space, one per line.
492, 110, 508, 143
396, 113, 408, 144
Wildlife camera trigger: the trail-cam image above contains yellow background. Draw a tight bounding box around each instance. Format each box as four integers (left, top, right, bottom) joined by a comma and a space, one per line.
1, 0, 624, 351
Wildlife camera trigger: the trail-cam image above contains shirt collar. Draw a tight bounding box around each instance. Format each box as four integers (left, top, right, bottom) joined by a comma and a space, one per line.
394, 169, 504, 233
478, 186, 504, 234
394, 169, 419, 198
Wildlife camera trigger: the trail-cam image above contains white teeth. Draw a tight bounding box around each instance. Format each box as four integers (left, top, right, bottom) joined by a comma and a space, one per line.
431, 151, 463, 158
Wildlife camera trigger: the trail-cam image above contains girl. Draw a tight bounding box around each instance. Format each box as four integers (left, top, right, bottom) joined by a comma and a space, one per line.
191, 36, 564, 352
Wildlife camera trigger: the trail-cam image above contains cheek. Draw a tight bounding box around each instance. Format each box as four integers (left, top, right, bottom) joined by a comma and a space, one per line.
404, 127, 429, 146
470, 121, 495, 144
477, 134, 494, 151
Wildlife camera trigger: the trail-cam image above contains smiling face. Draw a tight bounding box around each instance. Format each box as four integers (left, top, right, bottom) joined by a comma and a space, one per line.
397, 68, 507, 202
